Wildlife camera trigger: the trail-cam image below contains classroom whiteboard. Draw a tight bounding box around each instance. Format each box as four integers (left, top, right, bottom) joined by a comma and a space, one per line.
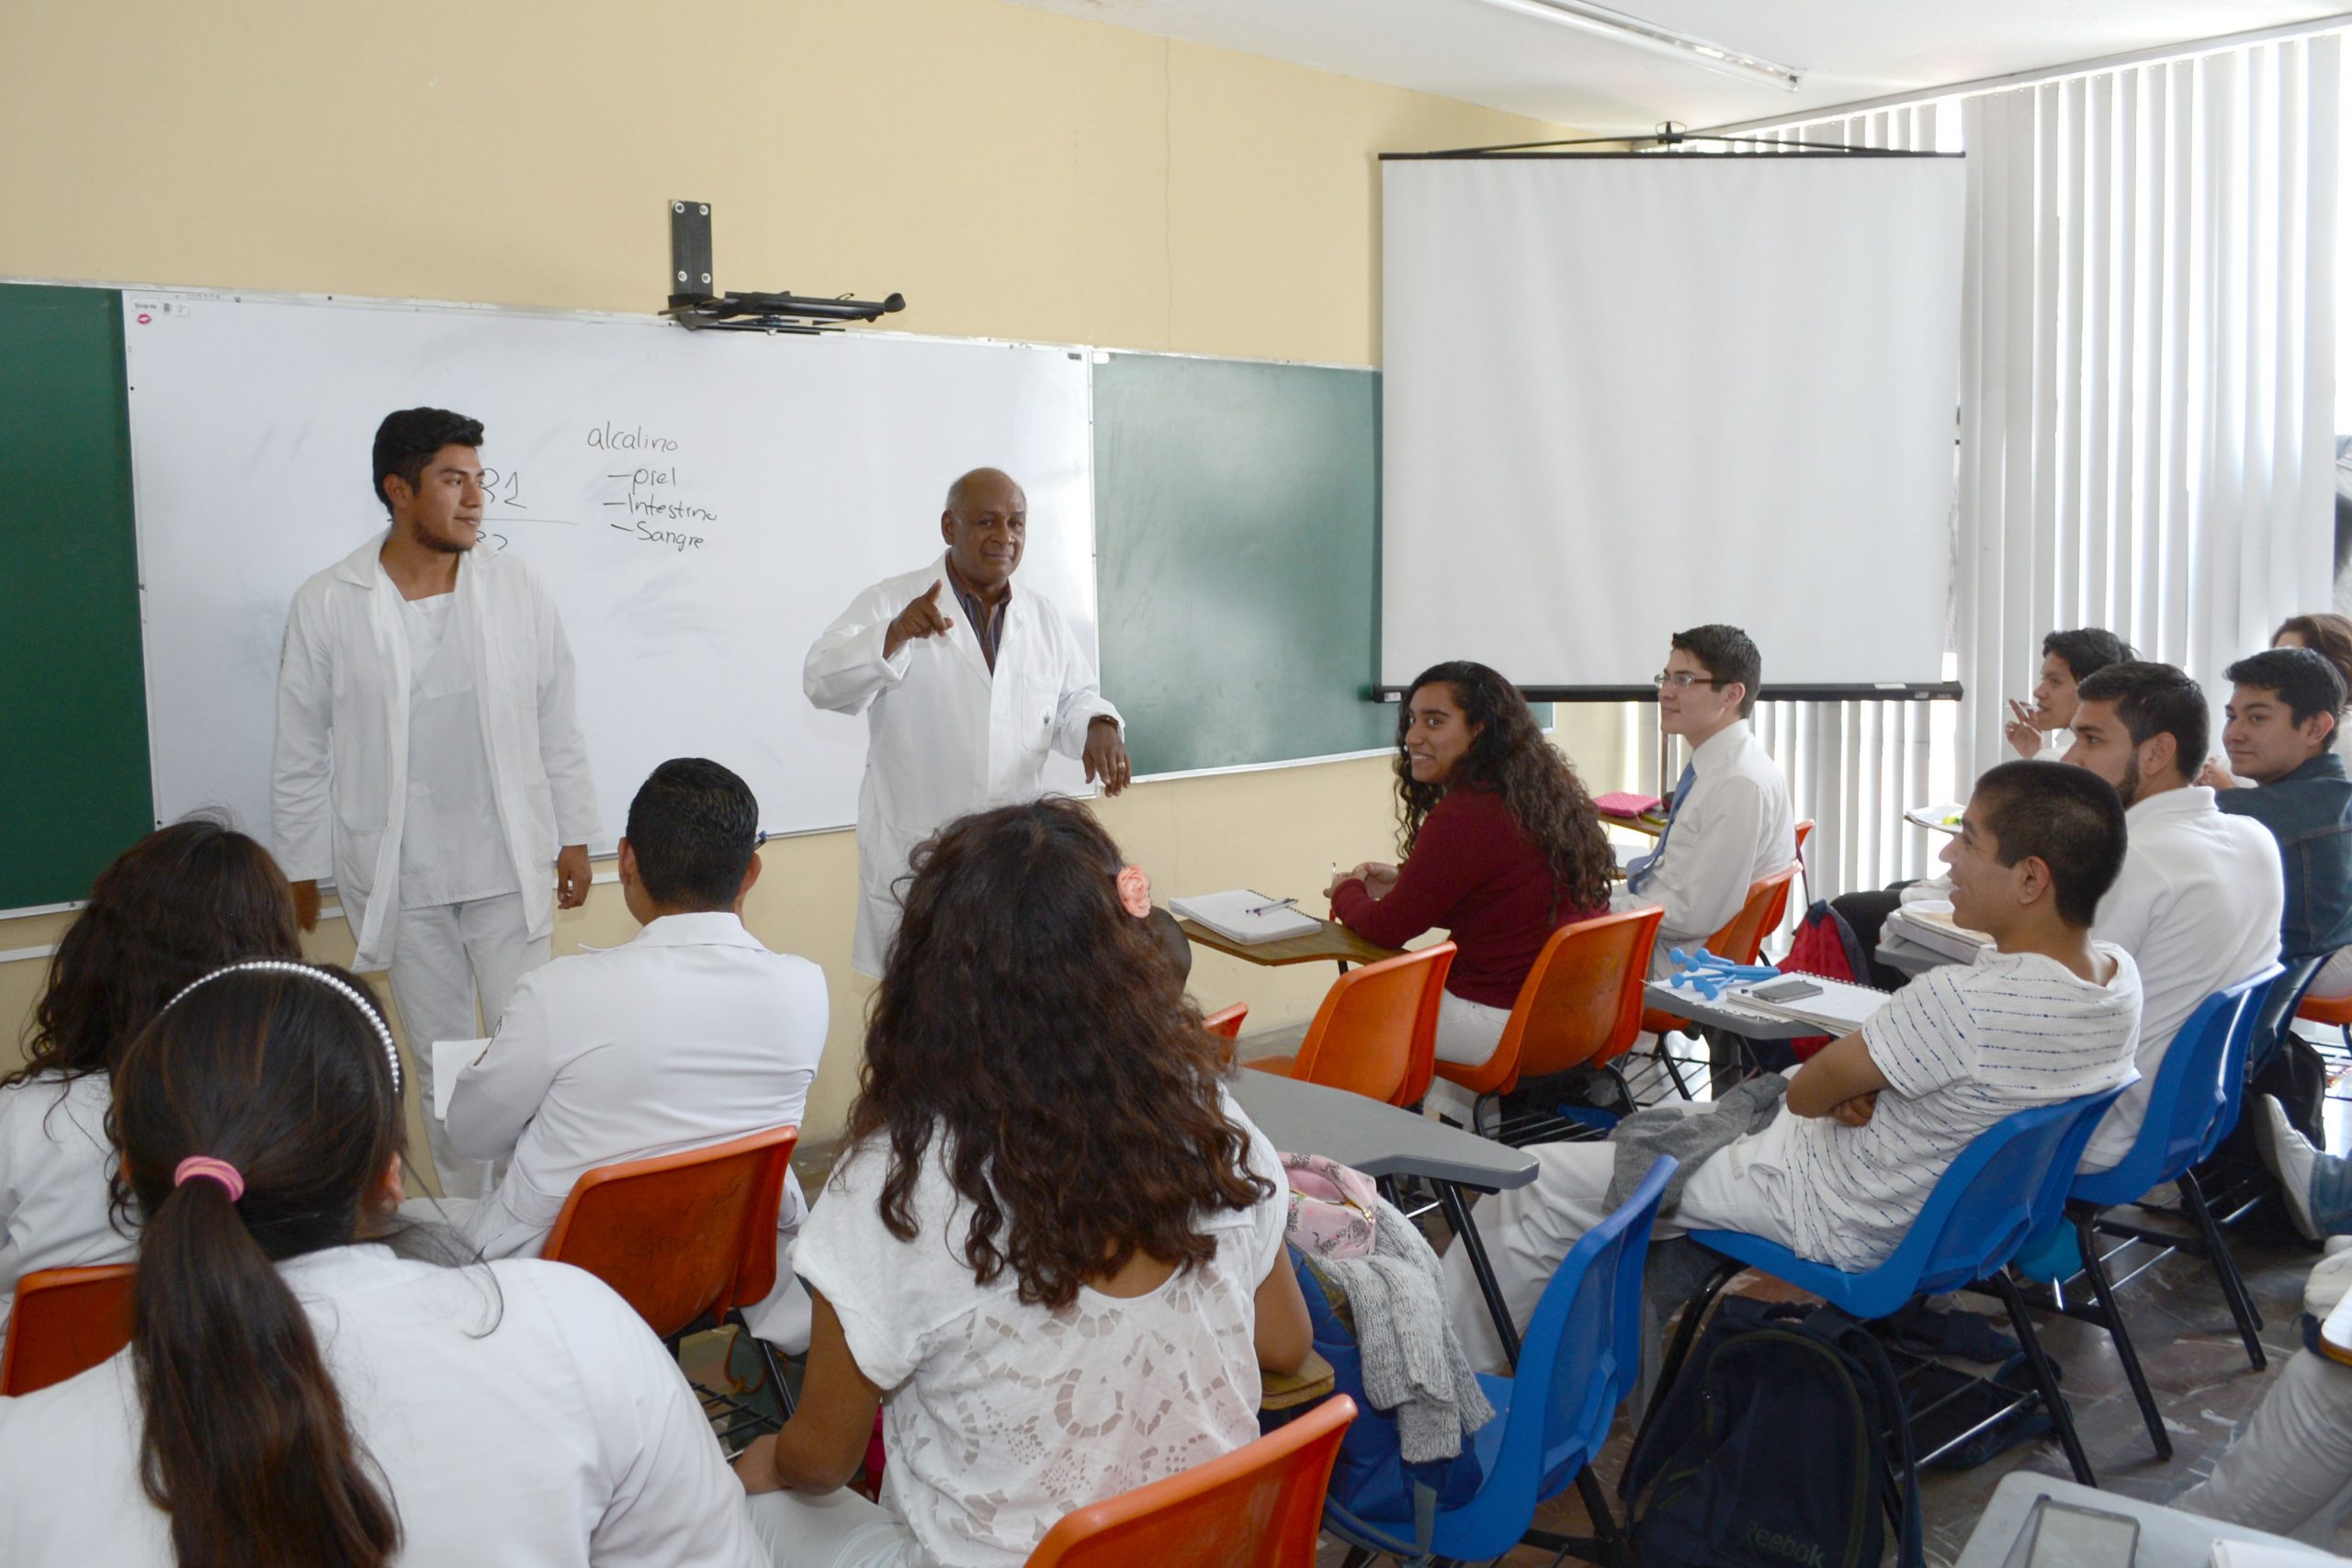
123, 289, 1098, 858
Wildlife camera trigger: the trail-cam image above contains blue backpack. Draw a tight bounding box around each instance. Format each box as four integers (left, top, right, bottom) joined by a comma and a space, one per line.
1623, 1297, 1923, 1568
1259, 1250, 1485, 1550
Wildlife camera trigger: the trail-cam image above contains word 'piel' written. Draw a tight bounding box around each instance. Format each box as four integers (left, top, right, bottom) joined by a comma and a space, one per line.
604, 465, 715, 552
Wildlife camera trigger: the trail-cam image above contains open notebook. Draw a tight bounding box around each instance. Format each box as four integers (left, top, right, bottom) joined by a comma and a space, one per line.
1170, 890, 1323, 945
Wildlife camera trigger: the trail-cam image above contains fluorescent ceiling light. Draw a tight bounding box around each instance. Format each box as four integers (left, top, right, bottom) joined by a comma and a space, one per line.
1468, 0, 1803, 92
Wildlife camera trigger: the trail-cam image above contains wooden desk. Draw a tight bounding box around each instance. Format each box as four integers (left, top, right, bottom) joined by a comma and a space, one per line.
1178, 917, 1402, 970
1600, 810, 1666, 840
1261, 1348, 1338, 1411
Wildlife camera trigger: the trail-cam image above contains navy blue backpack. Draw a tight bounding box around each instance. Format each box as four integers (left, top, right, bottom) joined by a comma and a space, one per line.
1623, 1297, 1923, 1568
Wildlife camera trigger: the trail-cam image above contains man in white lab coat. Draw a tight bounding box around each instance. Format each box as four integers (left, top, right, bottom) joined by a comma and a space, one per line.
806, 468, 1130, 975
273, 407, 599, 1199
428, 757, 828, 1348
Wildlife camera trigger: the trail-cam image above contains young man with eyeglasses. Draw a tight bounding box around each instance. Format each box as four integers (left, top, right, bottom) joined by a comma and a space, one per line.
1615, 624, 1797, 977
423, 757, 830, 1350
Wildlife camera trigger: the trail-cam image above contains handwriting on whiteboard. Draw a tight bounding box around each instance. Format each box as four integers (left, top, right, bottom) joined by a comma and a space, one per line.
473, 423, 718, 554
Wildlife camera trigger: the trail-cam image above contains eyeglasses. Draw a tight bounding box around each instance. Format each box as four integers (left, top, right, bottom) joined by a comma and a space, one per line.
1652, 671, 1731, 691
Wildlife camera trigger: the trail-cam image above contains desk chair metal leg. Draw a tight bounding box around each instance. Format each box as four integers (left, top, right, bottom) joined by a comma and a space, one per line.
2177, 1169, 2267, 1371
1434, 1180, 1521, 1369
1568, 1462, 1632, 1568
729, 1309, 796, 1420
2069, 1210, 2169, 1461
1989, 1270, 2095, 1487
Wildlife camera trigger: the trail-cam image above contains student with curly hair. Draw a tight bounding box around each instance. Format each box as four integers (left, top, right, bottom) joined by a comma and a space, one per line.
733, 800, 1311, 1568
0, 818, 302, 1330
1328, 660, 1616, 1072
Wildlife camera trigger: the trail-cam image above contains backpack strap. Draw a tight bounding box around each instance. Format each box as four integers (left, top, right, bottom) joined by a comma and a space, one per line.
1830, 1320, 1924, 1568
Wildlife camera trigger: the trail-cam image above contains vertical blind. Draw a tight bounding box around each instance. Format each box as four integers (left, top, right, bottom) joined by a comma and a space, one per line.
1613, 36, 2339, 914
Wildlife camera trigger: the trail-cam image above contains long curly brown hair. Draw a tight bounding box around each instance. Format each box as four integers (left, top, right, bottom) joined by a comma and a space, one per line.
8, 818, 303, 1090
1396, 661, 1615, 918
851, 799, 1271, 1310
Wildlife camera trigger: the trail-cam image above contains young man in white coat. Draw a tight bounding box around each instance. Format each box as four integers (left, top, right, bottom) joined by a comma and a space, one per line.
273, 408, 599, 1200
805, 467, 1130, 975
427, 758, 828, 1348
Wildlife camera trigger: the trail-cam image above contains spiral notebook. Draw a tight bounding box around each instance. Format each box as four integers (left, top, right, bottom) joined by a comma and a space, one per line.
1171, 890, 1323, 945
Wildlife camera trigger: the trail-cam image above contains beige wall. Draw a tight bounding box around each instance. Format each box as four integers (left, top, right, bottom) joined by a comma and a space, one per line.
0, 0, 1624, 1146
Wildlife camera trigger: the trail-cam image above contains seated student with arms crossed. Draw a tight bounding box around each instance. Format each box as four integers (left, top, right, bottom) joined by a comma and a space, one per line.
2055, 662, 2281, 1171
1327, 660, 1615, 1077
0, 962, 769, 1567
0, 818, 303, 1330
1445, 762, 2143, 1373
733, 800, 1312, 1568
2211, 648, 2352, 983
1613, 625, 1796, 978
425, 757, 827, 1347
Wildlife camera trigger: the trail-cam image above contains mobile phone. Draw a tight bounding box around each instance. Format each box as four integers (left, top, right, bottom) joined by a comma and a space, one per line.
1750, 976, 1822, 1002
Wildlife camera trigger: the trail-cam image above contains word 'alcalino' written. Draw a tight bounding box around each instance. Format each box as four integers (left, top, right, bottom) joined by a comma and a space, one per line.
584, 421, 683, 453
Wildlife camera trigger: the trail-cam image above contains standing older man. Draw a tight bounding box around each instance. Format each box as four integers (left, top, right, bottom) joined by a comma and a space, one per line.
805, 468, 1129, 974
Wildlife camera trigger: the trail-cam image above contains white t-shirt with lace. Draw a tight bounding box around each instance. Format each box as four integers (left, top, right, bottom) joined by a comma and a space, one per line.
796, 1095, 1288, 1568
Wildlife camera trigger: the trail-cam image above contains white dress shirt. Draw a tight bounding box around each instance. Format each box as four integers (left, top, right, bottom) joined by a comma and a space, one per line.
1614, 719, 1796, 976
442, 911, 827, 1336
396, 592, 521, 908
0, 1073, 131, 1335
803, 553, 1121, 976
0, 1247, 766, 1567
2079, 784, 2283, 1171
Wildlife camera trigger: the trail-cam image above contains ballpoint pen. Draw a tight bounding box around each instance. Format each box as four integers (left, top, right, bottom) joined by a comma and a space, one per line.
1245, 896, 1299, 917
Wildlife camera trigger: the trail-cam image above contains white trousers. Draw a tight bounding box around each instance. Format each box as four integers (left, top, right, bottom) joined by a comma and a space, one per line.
1423, 992, 1514, 1125
387, 892, 547, 1200
1441, 1108, 1801, 1375
745, 1488, 910, 1568
2175, 1349, 2352, 1548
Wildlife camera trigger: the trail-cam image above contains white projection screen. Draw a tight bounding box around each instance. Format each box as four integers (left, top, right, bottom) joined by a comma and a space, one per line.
1380, 153, 1965, 693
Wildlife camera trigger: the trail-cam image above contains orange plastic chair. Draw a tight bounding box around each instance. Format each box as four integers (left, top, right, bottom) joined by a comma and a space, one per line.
1639, 860, 1804, 1040
542, 1123, 798, 1346
1203, 1003, 1250, 1041
2299, 987, 2352, 1054
1024, 1394, 1356, 1568
2, 1264, 136, 1395
1245, 943, 1454, 1108
1430, 907, 1666, 1117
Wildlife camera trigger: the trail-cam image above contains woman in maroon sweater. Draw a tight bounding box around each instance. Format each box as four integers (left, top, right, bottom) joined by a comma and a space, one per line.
1328, 661, 1615, 1072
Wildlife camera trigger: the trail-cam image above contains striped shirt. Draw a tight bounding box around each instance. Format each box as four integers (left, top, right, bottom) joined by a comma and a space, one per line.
1779, 945, 2142, 1270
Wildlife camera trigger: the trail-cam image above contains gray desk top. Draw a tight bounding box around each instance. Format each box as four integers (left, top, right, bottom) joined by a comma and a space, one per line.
1230, 1070, 1538, 1190
1956, 1474, 2335, 1568
1878, 932, 1957, 976
1640, 981, 1824, 1041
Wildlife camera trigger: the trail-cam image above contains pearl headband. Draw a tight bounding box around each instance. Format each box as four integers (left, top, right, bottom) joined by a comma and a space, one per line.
163, 960, 401, 1095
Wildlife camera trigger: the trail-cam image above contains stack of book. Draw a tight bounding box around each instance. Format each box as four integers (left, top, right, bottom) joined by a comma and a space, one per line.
1883, 901, 1992, 964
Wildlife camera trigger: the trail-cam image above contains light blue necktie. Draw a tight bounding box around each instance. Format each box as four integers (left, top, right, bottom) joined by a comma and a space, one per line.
1624, 761, 1698, 894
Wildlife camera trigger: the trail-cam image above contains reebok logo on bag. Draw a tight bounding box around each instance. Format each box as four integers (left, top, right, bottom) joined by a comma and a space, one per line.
1623, 1297, 1922, 1568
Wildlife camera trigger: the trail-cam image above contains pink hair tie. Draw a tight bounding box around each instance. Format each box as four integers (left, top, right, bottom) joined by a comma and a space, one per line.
174, 1156, 245, 1204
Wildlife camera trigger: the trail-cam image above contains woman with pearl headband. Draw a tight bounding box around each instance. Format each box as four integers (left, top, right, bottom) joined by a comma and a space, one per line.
0, 960, 774, 1568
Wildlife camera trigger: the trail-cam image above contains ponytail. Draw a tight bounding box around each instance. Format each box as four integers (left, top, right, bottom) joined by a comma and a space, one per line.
131, 1173, 400, 1568
110, 964, 406, 1568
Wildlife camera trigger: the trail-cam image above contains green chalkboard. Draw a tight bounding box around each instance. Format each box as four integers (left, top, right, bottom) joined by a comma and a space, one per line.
1093, 354, 1396, 776
0, 286, 153, 910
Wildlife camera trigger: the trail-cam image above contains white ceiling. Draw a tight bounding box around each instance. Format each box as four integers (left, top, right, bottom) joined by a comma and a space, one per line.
1005, 0, 2349, 135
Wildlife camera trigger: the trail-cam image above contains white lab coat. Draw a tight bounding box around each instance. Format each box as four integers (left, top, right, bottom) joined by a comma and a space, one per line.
0, 1246, 769, 1568
805, 553, 1121, 975
273, 532, 601, 971
439, 911, 828, 1340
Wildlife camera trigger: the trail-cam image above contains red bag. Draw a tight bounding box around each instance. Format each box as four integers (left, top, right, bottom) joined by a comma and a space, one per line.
1776, 901, 1870, 1063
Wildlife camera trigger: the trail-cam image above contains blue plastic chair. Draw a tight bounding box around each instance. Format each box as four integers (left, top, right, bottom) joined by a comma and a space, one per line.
1325, 1155, 1675, 1568
1670, 1085, 2128, 1488
2033, 964, 2283, 1460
